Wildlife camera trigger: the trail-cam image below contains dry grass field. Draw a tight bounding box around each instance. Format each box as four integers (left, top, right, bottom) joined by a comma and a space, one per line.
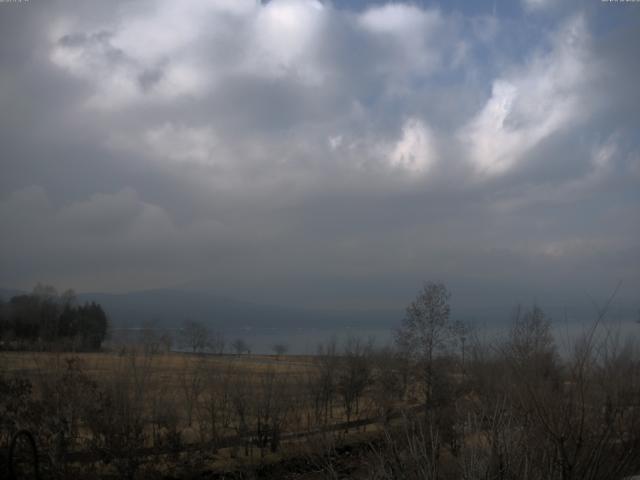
0, 349, 398, 478
0, 350, 316, 380
0, 350, 328, 435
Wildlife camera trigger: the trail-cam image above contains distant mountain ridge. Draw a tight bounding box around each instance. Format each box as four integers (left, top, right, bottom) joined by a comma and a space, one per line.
1, 287, 399, 330
1, 287, 636, 332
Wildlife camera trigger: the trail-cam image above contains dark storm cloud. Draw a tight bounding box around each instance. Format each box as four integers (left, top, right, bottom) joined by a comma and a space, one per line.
0, 0, 638, 313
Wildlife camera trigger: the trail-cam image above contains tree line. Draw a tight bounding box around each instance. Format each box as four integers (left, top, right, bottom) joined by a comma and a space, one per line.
0, 284, 108, 351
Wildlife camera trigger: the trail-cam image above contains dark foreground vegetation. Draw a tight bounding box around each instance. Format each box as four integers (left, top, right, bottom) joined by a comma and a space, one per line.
1, 282, 639, 479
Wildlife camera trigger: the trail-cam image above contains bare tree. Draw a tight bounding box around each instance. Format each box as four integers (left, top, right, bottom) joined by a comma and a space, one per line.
337, 337, 373, 427
457, 293, 640, 480
307, 339, 339, 426
198, 362, 234, 448
84, 350, 156, 479
371, 346, 403, 422
395, 282, 462, 412
253, 367, 293, 456
180, 319, 209, 354
179, 355, 205, 427
209, 330, 225, 355
367, 417, 441, 480
158, 331, 173, 354
232, 338, 249, 355
138, 320, 161, 355
272, 343, 288, 359
229, 371, 252, 457
507, 304, 557, 374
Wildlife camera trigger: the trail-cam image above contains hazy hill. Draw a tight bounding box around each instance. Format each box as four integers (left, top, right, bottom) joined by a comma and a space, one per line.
73, 289, 399, 330
1, 287, 636, 333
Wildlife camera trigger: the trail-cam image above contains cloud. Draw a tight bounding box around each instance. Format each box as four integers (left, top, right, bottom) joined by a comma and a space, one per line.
1, 1, 638, 310
48, 0, 331, 109
56, 188, 146, 235
47, 0, 462, 113
109, 123, 221, 166
460, 16, 592, 177
388, 118, 436, 174
488, 135, 620, 213
0, 187, 229, 291
522, 0, 555, 12
251, 0, 327, 84
357, 3, 458, 89
49, 0, 246, 109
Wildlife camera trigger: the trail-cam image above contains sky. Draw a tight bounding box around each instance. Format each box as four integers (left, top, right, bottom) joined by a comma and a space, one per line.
0, 0, 639, 315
